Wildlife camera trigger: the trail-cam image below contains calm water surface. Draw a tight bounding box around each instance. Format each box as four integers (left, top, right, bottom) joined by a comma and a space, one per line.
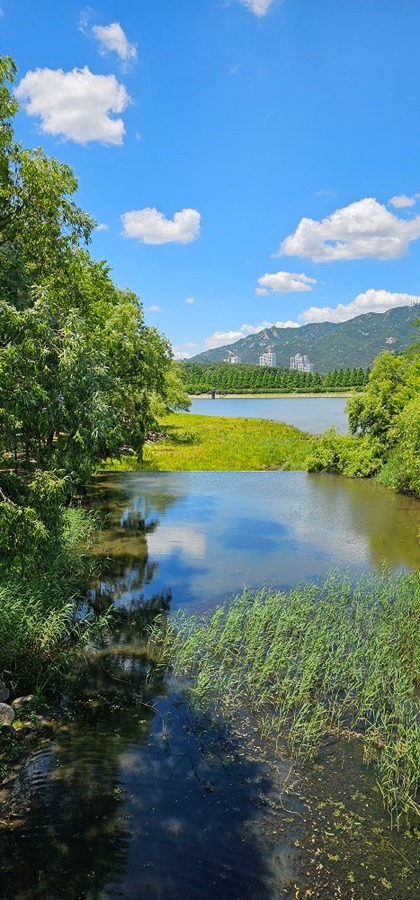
189, 396, 349, 434
89, 471, 420, 612
1, 472, 419, 898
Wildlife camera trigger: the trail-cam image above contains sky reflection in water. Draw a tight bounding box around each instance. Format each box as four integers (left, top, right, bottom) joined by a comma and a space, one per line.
91, 471, 420, 613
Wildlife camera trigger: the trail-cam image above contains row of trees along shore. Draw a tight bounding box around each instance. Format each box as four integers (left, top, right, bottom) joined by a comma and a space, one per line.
183, 361, 370, 394
0, 56, 188, 694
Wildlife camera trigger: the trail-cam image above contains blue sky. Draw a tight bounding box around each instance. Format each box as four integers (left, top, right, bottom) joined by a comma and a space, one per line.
2, 0, 420, 357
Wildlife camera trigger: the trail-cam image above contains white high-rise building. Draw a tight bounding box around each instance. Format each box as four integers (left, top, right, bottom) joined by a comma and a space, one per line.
290, 353, 314, 373
226, 351, 241, 364
259, 348, 277, 367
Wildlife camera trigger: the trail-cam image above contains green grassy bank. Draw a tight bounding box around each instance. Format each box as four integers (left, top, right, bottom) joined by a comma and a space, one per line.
153, 571, 420, 825
99, 412, 314, 472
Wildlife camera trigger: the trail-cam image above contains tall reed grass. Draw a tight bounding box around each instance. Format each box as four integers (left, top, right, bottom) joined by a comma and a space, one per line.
0, 508, 106, 693
153, 571, 420, 826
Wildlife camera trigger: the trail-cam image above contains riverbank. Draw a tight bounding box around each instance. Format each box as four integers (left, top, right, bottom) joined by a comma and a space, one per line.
98, 412, 314, 472
189, 391, 354, 399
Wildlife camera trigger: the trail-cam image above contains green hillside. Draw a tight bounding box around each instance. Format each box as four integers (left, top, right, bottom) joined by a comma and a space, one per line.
190, 305, 419, 372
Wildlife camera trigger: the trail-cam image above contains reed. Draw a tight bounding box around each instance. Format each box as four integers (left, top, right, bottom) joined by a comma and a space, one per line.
0, 508, 105, 693
151, 571, 420, 826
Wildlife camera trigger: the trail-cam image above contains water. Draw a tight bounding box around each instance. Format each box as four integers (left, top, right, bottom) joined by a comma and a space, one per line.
89, 471, 420, 613
190, 396, 349, 434
1, 472, 419, 898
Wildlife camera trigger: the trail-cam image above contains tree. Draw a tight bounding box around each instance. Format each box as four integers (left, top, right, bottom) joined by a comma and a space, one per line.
0, 57, 175, 478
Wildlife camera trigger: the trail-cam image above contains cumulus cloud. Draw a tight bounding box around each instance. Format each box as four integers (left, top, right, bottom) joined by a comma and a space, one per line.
256, 270, 316, 295
94, 222, 108, 231
388, 194, 416, 209
185, 296, 196, 304
148, 305, 161, 312
16, 67, 130, 145
92, 22, 137, 68
299, 289, 420, 324
121, 207, 201, 244
205, 319, 299, 348
278, 198, 420, 262
239, 0, 275, 16
172, 348, 193, 360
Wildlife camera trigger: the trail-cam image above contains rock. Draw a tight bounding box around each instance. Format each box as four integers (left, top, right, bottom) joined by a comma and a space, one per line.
11, 695, 35, 710
0, 703, 15, 726
0, 681, 10, 703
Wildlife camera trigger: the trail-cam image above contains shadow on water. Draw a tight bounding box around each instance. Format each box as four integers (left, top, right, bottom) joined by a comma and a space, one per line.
0, 611, 302, 899
1, 471, 419, 898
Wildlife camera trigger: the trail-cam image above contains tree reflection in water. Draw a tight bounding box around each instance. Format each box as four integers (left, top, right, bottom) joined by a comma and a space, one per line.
87, 477, 182, 615
0, 588, 287, 900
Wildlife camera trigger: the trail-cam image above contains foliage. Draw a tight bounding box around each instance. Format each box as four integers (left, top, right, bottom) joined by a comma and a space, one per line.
0, 507, 106, 692
309, 340, 420, 497
183, 361, 369, 395
0, 59, 173, 484
0, 55, 175, 693
98, 412, 313, 472
307, 428, 384, 478
153, 571, 420, 825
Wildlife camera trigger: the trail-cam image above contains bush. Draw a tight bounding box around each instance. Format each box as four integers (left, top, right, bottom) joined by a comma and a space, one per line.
307, 428, 383, 478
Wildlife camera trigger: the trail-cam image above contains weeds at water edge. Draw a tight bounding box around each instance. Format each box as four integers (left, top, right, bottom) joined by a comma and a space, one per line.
149, 570, 420, 827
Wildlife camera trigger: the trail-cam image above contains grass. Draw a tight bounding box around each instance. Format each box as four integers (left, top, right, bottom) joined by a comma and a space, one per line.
151, 570, 420, 826
98, 413, 314, 472
0, 508, 107, 694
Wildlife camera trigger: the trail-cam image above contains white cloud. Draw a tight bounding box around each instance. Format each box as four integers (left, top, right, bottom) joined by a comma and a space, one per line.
121, 207, 201, 245
278, 198, 420, 262
148, 305, 161, 312
315, 189, 337, 197
16, 67, 130, 145
257, 270, 316, 295
239, 0, 275, 16
205, 319, 299, 348
94, 222, 108, 231
78, 7, 93, 33
173, 348, 193, 360
388, 194, 416, 209
185, 296, 196, 304
92, 22, 137, 68
299, 289, 420, 324
205, 330, 245, 348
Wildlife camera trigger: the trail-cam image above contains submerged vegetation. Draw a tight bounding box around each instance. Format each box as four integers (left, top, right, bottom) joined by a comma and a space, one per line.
98, 412, 313, 471
153, 571, 420, 826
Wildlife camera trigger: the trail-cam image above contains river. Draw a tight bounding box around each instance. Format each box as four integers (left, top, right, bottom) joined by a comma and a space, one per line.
189, 396, 349, 434
1, 470, 419, 898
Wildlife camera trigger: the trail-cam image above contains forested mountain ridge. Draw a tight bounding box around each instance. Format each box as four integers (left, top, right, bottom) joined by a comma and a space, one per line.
190, 306, 419, 371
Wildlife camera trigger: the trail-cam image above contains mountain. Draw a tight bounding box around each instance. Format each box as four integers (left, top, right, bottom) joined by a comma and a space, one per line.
190, 305, 419, 372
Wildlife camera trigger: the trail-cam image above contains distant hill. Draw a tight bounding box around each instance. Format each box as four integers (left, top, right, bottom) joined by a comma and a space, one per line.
190, 305, 419, 372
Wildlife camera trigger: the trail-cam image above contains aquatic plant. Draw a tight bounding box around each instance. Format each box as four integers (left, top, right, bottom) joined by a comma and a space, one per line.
152, 571, 420, 826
